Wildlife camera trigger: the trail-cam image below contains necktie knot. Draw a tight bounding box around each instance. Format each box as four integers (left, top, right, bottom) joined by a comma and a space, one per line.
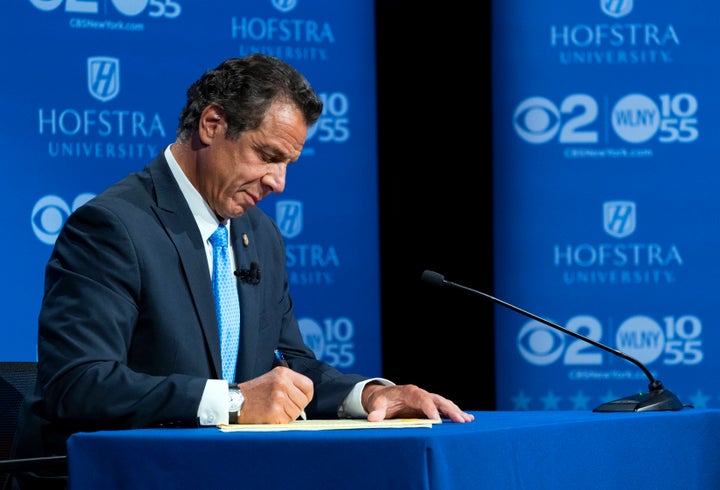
210, 225, 228, 249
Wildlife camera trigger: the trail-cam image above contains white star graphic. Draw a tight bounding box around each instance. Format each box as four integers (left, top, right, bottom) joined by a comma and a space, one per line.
688, 389, 709, 408
540, 390, 562, 410
570, 390, 591, 410
600, 390, 619, 403
511, 390, 532, 410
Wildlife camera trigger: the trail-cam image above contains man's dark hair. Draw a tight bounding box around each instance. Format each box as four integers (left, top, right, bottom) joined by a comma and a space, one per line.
177, 53, 323, 140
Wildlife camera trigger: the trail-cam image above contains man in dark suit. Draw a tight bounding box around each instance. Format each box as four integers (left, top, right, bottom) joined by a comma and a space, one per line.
11, 54, 473, 489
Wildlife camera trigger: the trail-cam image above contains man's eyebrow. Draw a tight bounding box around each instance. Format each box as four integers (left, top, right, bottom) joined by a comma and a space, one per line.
257, 143, 300, 163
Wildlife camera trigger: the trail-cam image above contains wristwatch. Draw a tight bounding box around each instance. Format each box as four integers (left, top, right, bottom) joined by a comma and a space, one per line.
228, 383, 245, 424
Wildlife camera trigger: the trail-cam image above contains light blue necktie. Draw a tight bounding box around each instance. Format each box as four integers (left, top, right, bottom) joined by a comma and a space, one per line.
209, 225, 240, 382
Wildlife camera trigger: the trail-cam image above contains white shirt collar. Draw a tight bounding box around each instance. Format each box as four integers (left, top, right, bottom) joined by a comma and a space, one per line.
164, 145, 229, 244
164, 145, 234, 274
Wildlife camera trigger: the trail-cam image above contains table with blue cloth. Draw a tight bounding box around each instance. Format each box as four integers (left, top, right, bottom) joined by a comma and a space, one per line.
67, 409, 720, 489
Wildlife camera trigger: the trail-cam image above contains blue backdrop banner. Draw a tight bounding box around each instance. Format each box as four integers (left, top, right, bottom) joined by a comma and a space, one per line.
1, 0, 381, 376
492, 0, 720, 410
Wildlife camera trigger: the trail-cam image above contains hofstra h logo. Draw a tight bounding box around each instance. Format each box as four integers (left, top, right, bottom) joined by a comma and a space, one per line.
87, 56, 120, 102
272, 0, 297, 13
276, 200, 303, 239
603, 200, 636, 238
601, 0, 633, 18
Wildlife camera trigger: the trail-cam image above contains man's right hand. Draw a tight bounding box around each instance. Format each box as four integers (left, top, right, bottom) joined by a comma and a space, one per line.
235, 366, 313, 423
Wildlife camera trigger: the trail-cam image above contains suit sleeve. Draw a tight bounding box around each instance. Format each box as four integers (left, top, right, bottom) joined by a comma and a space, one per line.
37, 200, 207, 432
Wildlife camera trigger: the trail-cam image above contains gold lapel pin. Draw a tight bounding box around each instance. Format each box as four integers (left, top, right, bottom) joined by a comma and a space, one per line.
242, 233, 249, 247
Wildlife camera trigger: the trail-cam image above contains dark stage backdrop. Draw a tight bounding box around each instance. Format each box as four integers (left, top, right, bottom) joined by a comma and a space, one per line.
375, 2, 496, 411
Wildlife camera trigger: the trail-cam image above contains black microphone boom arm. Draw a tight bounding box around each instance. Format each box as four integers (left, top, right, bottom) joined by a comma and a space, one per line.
421, 270, 686, 412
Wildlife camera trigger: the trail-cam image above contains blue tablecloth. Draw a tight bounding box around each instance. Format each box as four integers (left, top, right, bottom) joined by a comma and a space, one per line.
67, 409, 720, 489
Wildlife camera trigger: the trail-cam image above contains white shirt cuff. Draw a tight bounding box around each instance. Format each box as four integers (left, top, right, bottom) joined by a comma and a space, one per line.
338, 377, 394, 418
197, 379, 229, 426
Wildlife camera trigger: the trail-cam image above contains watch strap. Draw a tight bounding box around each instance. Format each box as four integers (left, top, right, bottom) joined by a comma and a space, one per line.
228, 383, 242, 424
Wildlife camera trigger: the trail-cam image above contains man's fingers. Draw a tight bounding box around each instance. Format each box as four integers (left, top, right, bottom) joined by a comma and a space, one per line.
367, 405, 387, 422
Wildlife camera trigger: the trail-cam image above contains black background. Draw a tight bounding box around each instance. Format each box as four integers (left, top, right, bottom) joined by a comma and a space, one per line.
374, 2, 496, 411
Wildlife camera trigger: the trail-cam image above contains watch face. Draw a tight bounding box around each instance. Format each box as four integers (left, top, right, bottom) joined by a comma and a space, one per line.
229, 389, 244, 412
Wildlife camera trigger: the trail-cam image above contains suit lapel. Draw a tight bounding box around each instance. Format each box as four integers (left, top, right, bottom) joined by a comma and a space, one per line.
148, 154, 223, 380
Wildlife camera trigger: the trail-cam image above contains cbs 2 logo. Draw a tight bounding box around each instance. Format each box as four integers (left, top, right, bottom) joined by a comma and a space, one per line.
518, 314, 702, 366
514, 93, 698, 144
31, 0, 181, 18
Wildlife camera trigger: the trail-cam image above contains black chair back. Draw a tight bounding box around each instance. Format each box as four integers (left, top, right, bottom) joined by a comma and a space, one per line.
0, 362, 67, 490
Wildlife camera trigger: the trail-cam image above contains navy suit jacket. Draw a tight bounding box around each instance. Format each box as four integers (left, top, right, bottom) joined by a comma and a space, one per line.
15, 151, 366, 458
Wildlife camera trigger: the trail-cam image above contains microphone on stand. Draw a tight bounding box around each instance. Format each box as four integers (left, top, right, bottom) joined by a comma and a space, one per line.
421, 269, 687, 412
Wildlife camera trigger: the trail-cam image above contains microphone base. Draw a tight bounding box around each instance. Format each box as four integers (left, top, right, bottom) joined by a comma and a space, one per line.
593, 388, 685, 412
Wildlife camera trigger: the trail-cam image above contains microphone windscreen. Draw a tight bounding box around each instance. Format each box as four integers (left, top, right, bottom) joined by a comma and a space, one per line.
421, 270, 445, 287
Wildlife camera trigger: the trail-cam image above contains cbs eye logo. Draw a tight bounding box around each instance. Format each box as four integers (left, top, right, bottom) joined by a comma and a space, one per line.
513, 97, 562, 144
517, 320, 566, 365
31, 193, 95, 245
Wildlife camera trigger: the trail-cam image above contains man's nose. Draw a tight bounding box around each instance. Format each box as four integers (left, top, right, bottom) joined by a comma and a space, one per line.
264, 164, 287, 193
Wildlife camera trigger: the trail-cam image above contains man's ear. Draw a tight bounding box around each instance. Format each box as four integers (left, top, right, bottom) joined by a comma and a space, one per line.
198, 104, 226, 144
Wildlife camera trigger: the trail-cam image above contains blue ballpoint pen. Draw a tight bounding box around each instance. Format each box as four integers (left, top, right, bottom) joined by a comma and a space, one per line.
273, 349, 308, 421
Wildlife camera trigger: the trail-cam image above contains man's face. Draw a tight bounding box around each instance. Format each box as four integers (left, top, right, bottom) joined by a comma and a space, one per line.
197, 100, 308, 220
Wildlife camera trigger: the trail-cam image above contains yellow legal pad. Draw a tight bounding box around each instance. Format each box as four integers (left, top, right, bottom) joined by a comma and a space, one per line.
218, 418, 441, 432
